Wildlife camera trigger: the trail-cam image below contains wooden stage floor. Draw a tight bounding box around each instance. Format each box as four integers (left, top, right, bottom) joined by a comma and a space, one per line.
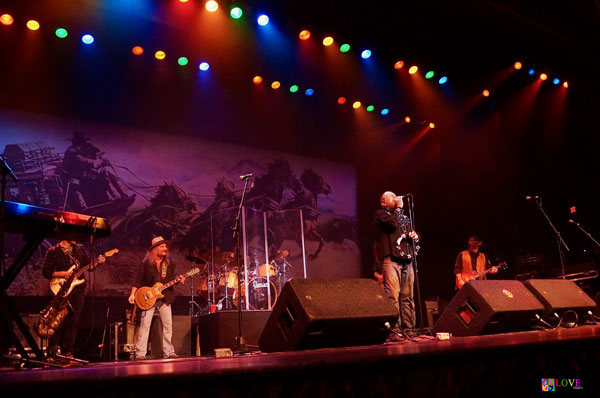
2, 325, 599, 396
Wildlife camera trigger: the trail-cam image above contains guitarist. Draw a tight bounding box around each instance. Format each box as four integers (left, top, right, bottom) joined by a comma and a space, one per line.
41, 240, 106, 359
127, 236, 182, 360
454, 235, 498, 289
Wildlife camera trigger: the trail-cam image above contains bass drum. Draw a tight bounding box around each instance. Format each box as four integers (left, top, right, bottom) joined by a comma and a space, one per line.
247, 277, 277, 310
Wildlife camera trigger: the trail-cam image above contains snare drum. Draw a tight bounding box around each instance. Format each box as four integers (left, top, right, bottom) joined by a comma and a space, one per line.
197, 274, 218, 299
257, 263, 276, 277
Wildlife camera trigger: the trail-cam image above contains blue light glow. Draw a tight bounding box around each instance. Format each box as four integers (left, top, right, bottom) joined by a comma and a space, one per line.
257, 14, 269, 26
361, 49, 372, 59
380, 109, 390, 115
199, 62, 210, 71
438, 76, 448, 85
81, 34, 94, 44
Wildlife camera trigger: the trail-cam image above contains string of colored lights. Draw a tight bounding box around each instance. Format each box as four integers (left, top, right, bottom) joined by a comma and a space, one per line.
1, 2, 569, 126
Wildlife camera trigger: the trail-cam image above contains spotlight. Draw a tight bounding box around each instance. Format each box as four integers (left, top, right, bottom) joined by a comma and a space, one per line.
154, 51, 166, 60
339, 44, 350, 53
528, 69, 535, 75
305, 88, 314, 96
230, 7, 243, 19
552, 78, 560, 85
425, 71, 434, 79
132, 46, 144, 55
206, 1, 218, 12
562, 81, 569, 88
482, 90, 490, 97
408, 66, 418, 74
82, 34, 95, 45
366, 105, 375, 112
257, 14, 269, 26
514, 61, 522, 70
352, 101, 361, 109
438, 76, 448, 85
322, 36, 334, 46
55, 28, 68, 38
540, 73, 548, 81
404, 116, 411, 123
26, 20, 40, 31
361, 50, 371, 59
271, 81, 281, 89
0, 14, 14, 26
199, 62, 210, 71
299, 30, 310, 40
394, 61, 404, 69
178, 57, 189, 66
380, 109, 389, 115
289, 85, 299, 93
252, 75, 263, 84
337, 97, 346, 104
429, 122, 436, 129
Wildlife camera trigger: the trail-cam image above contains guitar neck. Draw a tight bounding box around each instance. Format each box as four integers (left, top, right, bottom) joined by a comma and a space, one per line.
158, 268, 199, 292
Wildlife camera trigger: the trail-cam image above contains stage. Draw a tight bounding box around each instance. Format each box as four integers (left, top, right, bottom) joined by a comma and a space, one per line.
1, 324, 598, 396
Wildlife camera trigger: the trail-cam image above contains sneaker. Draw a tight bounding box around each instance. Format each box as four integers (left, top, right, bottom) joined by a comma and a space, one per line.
168, 353, 180, 359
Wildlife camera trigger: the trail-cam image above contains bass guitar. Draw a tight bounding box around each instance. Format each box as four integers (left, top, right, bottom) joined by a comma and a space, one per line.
456, 261, 507, 289
49, 249, 119, 296
135, 268, 201, 310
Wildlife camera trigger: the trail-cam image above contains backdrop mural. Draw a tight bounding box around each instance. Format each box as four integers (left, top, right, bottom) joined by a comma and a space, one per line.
1, 108, 360, 300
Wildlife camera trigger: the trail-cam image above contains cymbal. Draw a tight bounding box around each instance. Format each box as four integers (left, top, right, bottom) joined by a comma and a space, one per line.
185, 255, 208, 264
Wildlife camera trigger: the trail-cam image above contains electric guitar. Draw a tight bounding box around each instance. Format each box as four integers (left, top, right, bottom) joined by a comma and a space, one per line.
455, 261, 507, 289
135, 268, 201, 310
49, 249, 119, 297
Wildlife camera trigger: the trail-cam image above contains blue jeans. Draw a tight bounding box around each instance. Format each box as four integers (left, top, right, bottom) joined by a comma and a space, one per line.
382, 257, 416, 330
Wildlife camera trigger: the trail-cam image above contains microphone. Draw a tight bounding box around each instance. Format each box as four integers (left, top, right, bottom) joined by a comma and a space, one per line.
525, 195, 540, 200
239, 173, 254, 181
0, 155, 19, 182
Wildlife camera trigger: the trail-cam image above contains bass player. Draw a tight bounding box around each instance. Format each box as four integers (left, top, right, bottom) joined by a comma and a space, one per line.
41, 240, 106, 360
128, 236, 183, 360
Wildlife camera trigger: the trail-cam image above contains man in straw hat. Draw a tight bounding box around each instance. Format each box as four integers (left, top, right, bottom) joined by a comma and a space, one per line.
128, 236, 182, 359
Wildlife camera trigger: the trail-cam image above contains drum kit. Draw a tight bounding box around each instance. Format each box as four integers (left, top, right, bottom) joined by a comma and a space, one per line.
188, 248, 292, 312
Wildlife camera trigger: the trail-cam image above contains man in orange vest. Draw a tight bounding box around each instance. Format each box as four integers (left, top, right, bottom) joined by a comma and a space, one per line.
454, 235, 498, 289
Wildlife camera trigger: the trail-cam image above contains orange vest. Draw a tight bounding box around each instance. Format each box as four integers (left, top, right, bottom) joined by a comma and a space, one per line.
461, 251, 486, 277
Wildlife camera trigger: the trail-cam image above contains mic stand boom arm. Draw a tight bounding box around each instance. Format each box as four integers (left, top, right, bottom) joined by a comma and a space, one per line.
570, 220, 600, 249
533, 198, 570, 279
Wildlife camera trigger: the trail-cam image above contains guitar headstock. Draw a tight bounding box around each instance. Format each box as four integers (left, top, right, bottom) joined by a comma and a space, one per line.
104, 248, 119, 257
496, 261, 508, 270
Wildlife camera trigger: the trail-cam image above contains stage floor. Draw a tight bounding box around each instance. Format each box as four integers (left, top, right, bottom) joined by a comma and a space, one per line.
2, 324, 599, 396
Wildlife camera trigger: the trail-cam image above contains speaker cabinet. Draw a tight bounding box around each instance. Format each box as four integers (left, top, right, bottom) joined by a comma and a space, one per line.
150, 315, 192, 357
197, 310, 271, 355
259, 278, 398, 353
433, 280, 545, 337
524, 279, 597, 320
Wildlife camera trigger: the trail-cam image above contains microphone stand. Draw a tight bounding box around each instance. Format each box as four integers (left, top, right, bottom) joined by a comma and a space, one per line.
405, 194, 425, 335
0, 156, 19, 279
569, 220, 600, 249
532, 197, 570, 279
231, 176, 256, 354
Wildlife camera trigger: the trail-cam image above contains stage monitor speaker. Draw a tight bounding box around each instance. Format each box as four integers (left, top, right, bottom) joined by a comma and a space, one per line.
433, 280, 545, 337
150, 315, 192, 358
258, 278, 398, 353
523, 279, 597, 320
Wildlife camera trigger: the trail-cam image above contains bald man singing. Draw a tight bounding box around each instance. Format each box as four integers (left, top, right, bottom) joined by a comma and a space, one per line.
374, 191, 420, 337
